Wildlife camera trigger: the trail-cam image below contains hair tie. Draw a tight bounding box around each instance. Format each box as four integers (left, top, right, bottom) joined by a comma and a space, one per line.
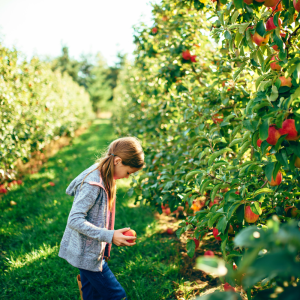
110, 153, 115, 156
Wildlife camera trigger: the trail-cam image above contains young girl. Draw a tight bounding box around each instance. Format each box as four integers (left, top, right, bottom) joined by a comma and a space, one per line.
58, 137, 145, 300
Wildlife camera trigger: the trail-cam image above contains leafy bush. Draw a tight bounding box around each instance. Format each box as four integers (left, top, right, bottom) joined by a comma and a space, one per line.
0, 44, 94, 180
113, 0, 300, 297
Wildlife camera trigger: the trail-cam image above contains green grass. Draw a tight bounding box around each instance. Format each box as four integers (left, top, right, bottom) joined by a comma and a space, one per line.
0, 119, 191, 300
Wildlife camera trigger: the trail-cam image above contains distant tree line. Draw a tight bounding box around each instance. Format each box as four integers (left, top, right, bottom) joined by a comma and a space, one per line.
49, 46, 125, 113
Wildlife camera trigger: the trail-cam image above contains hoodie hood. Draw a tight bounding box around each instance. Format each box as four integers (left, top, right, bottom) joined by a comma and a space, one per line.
66, 163, 100, 196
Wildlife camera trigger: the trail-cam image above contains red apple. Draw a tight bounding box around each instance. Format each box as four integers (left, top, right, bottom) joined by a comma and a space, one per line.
209, 198, 219, 208
182, 50, 191, 60
224, 283, 236, 292
204, 250, 214, 256
123, 229, 137, 243
278, 119, 299, 141
213, 228, 222, 241
285, 206, 298, 217
212, 113, 224, 124
17, 180, 23, 185
294, 0, 300, 12
194, 238, 200, 249
271, 2, 283, 12
244, 206, 259, 223
49, 182, 55, 186
266, 126, 281, 145
251, 31, 270, 46
279, 76, 292, 87
151, 27, 158, 34
270, 55, 281, 71
268, 171, 283, 186
233, 262, 238, 270
0, 187, 7, 194
264, 0, 280, 7
266, 17, 282, 31
243, 0, 253, 4
257, 138, 262, 147
166, 228, 173, 235
235, 191, 240, 195
295, 157, 300, 168
190, 55, 197, 63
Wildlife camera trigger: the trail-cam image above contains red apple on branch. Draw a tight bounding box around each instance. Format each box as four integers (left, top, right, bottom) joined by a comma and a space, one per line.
204, 250, 214, 256
264, 0, 280, 7
250, 31, 270, 46
224, 283, 236, 292
271, 2, 283, 11
278, 119, 299, 141
294, 0, 300, 12
279, 76, 292, 87
266, 17, 282, 31
193, 238, 200, 249
244, 206, 259, 223
213, 228, 222, 241
270, 55, 281, 70
268, 171, 283, 186
182, 50, 191, 60
123, 229, 137, 243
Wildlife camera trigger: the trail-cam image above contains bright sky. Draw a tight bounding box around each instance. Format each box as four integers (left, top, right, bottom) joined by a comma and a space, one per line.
0, 0, 160, 66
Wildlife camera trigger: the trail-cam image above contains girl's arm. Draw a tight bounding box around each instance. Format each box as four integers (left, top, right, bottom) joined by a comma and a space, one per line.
66, 182, 114, 244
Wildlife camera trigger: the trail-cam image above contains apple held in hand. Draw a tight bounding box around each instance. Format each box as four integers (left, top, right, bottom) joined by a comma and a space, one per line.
123, 229, 137, 243
268, 171, 283, 186
244, 206, 259, 223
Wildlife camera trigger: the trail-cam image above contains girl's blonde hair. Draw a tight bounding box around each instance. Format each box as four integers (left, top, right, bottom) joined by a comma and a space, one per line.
80, 137, 145, 211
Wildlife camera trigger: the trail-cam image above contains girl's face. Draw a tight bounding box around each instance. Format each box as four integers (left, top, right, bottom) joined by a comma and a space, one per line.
113, 157, 141, 180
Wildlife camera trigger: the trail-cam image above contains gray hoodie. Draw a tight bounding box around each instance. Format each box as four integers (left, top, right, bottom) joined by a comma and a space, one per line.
58, 164, 115, 272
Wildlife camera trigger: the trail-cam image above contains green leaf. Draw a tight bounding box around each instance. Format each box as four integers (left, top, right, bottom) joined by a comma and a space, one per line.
256, 20, 266, 37
259, 119, 269, 140
186, 170, 203, 182
224, 31, 232, 40
253, 188, 274, 198
251, 202, 262, 215
208, 213, 223, 228
216, 216, 228, 234
265, 162, 275, 182
208, 148, 232, 167
246, 28, 255, 50
187, 238, 195, 258
231, 10, 240, 23
229, 138, 242, 147
233, 0, 244, 9
211, 183, 223, 203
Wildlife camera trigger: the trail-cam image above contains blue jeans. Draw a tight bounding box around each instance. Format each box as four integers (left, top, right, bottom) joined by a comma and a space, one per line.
78, 259, 127, 300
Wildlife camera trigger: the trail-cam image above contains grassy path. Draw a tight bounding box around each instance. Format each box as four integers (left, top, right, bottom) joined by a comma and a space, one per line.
0, 119, 194, 300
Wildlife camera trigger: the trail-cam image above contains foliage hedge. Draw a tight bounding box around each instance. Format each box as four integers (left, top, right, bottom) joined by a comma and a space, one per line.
113, 0, 300, 298
0, 44, 94, 181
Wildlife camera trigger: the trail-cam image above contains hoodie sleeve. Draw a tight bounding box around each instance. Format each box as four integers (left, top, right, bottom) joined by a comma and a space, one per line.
66, 182, 114, 244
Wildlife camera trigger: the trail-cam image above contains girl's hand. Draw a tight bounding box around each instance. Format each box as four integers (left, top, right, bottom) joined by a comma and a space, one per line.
112, 228, 137, 247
